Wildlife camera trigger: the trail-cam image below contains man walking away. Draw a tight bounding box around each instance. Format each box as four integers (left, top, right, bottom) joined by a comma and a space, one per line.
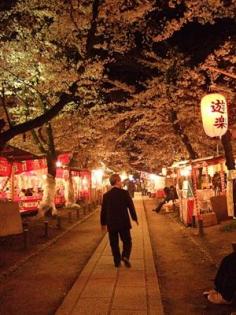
101, 174, 138, 268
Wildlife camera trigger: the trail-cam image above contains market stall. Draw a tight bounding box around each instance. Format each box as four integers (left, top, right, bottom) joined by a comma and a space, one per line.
191, 156, 227, 225
0, 146, 46, 214
91, 169, 107, 203
173, 156, 227, 226
10, 159, 46, 214
72, 170, 91, 202
171, 160, 194, 224
140, 171, 166, 197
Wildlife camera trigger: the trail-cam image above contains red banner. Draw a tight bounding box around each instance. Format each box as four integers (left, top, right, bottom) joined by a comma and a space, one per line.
57, 153, 71, 165
13, 159, 47, 174
56, 168, 69, 179
0, 157, 11, 176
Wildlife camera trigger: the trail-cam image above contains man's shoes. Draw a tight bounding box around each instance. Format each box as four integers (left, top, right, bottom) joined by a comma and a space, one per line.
114, 262, 121, 268
122, 257, 131, 268
207, 291, 232, 304
152, 209, 157, 212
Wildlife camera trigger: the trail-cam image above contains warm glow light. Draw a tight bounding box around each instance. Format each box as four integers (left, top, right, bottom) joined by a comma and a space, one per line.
128, 174, 134, 181
82, 177, 88, 189
201, 93, 228, 138
93, 169, 104, 180
180, 166, 191, 177
149, 173, 157, 181
56, 161, 62, 167
120, 171, 127, 181
208, 165, 215, 177
162, 167, 167, 176
92, 169, 104, 187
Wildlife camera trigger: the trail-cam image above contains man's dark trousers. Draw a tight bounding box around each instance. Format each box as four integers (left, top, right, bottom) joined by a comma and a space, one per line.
108, 229, 132, 265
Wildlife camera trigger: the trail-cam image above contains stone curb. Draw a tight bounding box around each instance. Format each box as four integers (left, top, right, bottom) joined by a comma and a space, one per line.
142, 199, 164, 315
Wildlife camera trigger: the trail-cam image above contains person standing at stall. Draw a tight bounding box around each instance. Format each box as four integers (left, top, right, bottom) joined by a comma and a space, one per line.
100, 174, 138, 268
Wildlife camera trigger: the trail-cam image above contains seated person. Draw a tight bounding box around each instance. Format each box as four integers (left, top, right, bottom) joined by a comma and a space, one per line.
204, 251, 236, 304
153, 187, 172, 213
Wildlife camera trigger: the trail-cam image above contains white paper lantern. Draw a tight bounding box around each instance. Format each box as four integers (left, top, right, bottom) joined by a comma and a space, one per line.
161, 167, 167, 176
200, 93, 228, 138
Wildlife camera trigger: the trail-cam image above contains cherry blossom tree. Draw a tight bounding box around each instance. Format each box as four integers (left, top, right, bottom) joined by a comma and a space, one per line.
1, 0, 235, 177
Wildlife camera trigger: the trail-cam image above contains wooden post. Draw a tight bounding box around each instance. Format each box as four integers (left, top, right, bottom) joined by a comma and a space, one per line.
198, 219, 204, 237
57, 215, 62, 229
10, 164, 15, 201
76, 208, 80, 219
192, 167, 204, 235
232, 243, 236, 252
68, 211, 72, 223
220, 163, 226, 194
221, 130, 236, 217
192, 215, 196, 228
44, 221, 49, 237
23, 228, 29, 249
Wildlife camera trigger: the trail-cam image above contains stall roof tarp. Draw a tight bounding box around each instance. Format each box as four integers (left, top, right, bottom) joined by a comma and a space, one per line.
170, 156, 225, 169
191, 155, 225, 167
1, 145, 41, 162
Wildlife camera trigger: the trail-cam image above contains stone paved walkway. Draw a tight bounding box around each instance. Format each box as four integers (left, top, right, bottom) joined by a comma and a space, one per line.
55, 198, 164, 315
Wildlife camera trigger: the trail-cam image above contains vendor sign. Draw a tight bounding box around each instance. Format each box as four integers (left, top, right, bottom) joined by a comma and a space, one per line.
0, 157, 11, 176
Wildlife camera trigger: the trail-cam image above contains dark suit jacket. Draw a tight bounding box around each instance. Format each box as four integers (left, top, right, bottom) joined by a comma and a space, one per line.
100, 187, 138, 231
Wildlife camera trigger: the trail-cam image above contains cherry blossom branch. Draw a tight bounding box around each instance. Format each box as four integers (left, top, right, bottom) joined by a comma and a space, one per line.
205, 66, 236, 80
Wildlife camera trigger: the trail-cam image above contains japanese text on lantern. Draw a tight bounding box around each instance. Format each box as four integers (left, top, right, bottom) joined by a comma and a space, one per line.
200, 93, 228, 138
211, 99, 226, 129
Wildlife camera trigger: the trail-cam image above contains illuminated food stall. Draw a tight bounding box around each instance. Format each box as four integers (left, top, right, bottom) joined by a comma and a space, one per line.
140, 171, 166, 197
91, 168, 107, 203
174, 156, 226, 226
172, 160, 194, 225
191, 156, 227, 225
0, 146, 46, 214
72, 170, 91, 202
13, 159, 47, 213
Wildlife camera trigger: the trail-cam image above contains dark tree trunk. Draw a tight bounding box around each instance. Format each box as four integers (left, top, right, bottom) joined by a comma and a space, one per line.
221, 130, 235, 170
221, 129, 236, 217
170, 109, 198, 160
38, 123, 58, 216
46, 153, 57, 178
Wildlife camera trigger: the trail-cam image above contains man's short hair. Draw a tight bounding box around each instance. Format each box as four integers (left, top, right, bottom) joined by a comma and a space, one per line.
109, 174, 121, 186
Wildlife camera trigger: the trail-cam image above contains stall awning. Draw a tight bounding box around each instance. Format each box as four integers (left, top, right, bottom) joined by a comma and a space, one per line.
0, 145, 46, 176
191, 155, 225, 168
0, 145, 40, 162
